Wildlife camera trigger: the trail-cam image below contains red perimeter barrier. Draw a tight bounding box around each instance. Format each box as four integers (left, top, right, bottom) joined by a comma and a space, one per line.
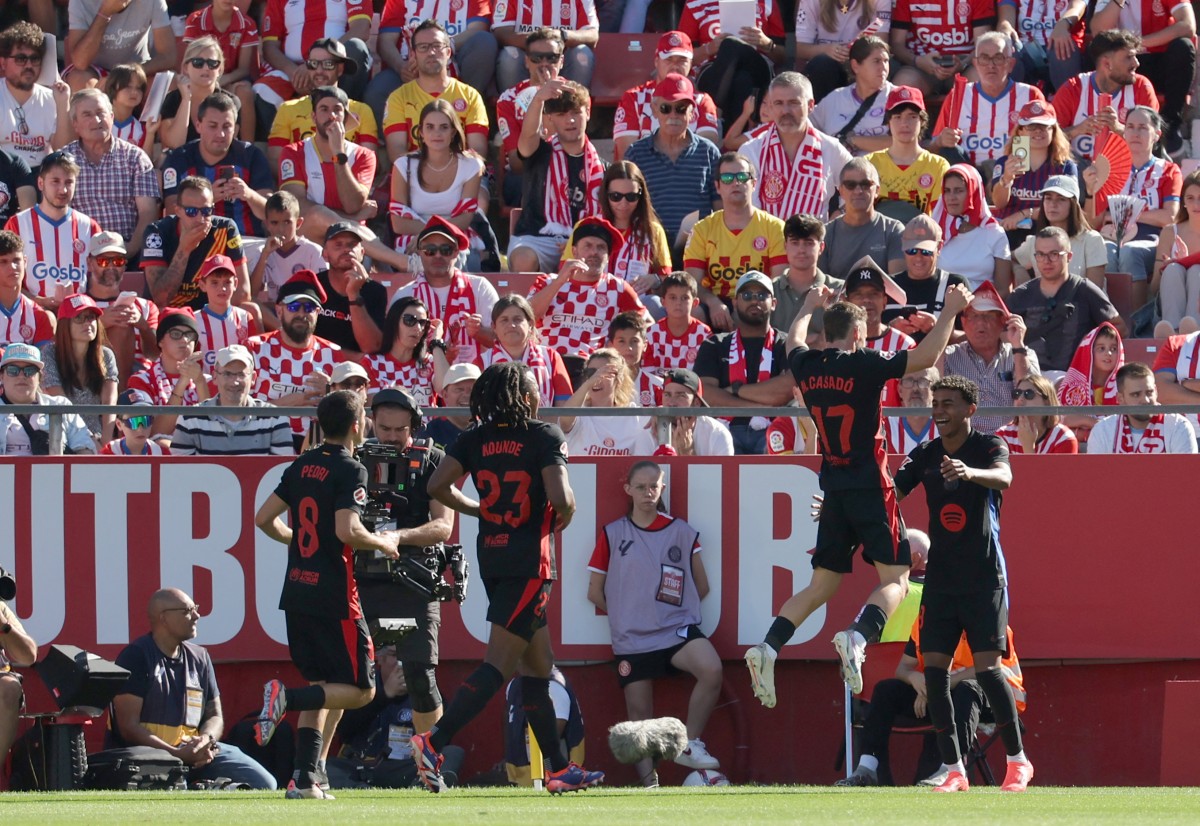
2, 455, 1198, 786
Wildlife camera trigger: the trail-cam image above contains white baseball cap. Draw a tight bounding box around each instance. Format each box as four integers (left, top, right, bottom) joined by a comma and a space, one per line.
214, 344, 253, 369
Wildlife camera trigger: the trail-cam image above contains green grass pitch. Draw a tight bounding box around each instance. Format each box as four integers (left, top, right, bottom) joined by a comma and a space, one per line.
1, 787, 1198, 824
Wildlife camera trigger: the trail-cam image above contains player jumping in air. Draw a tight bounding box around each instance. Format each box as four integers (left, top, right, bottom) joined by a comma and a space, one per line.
412, 362, 605, 794
893, 376, 1033, 792
745, 262, 972, 706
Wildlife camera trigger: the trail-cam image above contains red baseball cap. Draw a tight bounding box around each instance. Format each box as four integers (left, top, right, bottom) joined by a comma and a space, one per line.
197, 253, 237, 280
657, 31, 693, 60
885, 86, 926, 113
417, 215, 469, 253
653, 72, 694, 103
968, 281, 1010, 318
1018, 100, 1056, 126
57, 293, 100, 320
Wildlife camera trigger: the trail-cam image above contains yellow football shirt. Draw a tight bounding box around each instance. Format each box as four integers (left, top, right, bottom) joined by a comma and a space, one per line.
267, 98, 379, 149
683, 208, 786, 299
867, 149, 950, 215
382, 79, 489, 154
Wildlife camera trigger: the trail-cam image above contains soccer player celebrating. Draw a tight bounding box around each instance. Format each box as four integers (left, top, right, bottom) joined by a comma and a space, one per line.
892, 376, 1033, 793
744, 262, 972, 707
253, 390, 403, 799
414, 362, 604, 794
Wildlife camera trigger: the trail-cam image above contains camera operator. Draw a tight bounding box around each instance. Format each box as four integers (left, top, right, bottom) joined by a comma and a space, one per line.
1, 581, 38, 777
358, 388, 455, 738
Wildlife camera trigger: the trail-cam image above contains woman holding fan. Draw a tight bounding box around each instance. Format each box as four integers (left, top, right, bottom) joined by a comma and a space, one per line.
1083, 106, 1182, 312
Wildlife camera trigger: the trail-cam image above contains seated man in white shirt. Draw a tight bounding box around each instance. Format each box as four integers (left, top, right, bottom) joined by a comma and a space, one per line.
1087, 362, 1197, 454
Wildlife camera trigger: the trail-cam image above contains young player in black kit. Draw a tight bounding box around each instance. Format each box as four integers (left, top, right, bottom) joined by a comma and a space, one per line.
893, 375, 1033, 793
412, 362, 605, 794
745, 261, 974, 709
253, 390, 403, 799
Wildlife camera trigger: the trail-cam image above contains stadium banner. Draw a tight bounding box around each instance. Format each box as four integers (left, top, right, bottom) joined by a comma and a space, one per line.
1, 455, 1196, 663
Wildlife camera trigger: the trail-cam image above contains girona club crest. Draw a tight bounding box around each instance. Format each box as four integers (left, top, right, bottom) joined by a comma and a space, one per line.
760, 172, 786, 204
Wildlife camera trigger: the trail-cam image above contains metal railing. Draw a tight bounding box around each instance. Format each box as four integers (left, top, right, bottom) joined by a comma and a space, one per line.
5, 401, 1200, 456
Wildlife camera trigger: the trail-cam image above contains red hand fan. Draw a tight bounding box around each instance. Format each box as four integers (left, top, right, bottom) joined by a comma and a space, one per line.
1091, 132, 1132, 214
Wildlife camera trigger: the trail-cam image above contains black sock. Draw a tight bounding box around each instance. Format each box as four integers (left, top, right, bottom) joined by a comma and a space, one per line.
977, 666, 1023, 756
764, 616, 797, 654
522, 676, 568, 773
284, 684, 326, 711
850, 604, 889, 645
430, 662, 504, 752
924, 667, 961, 766
294, 726, 323, 788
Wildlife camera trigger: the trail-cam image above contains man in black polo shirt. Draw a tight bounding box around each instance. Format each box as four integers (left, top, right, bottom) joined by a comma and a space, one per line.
254, 390, 403, 799
893, 375, 1033, 793
884, 215, 970, 341
143, 175, 248, 309
743, 279, 971, 710
314, 221, 387, 359
692, 271, 790, 455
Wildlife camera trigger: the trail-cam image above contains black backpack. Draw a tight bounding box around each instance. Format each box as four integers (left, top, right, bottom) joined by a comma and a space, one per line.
80, 747, 189, 791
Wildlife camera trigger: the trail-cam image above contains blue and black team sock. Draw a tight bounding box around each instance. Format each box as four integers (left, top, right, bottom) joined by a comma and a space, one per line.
976, 666, 1024, 757
764, 617, 797, 654
429, 662, 504, 752
284, 685, 326, 711
294, 726, 323, 788
924, 666, 962, 767
522, 676, 569, 773
850, 604, 889, 645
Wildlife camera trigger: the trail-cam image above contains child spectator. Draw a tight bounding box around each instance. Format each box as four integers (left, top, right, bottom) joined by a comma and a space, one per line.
250, 191, 327, 330
608, 311, 661, 407
101, 391, 171, 455
645, 272, 711, 373
104, 64, 157, 151
1058, 321, 1124, 444
195, 255, 258, 371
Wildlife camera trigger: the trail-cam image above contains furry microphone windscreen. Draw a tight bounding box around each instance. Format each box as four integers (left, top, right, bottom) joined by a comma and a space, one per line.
608, 717, 689, 764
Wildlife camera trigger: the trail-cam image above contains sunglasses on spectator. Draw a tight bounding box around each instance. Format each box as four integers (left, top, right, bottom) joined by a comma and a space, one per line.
657, 102, 692, 115
718, 171, 753, 184
841, 179, 874, 190
96, 255, 128, 268
14, 105, 28, 136
421, 243, 456, 257
1012, 388, 1043, 401
904, 247, 936, 257
166, 328, 198, 343
738, 290, 771, 302
401, 313, 431, 329
607, 191, 640, 203
188, 57, 221, 70
305, 58, 342, 70
181, 206, 215, 218
284, 300, 319, 314
8, 52, 42, 65
123, 415, 153, 429
528, 51, 562, 63
3, 365, 39, 377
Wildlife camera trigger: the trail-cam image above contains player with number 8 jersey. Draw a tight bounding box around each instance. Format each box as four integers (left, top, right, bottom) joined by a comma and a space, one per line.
743, 265, 974, 712
413, 362, 604, 794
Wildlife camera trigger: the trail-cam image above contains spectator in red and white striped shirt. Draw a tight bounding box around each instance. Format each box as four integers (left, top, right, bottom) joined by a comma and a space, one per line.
0, 229, 55, 348
195, 254, 258, 371
5, 151, 101, 312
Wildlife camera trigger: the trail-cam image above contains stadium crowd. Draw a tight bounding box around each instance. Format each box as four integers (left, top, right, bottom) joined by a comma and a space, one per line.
0, 0, 1199, 456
